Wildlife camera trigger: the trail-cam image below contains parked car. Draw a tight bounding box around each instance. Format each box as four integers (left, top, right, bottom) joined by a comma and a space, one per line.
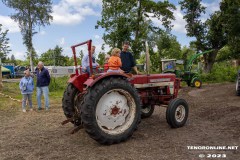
14, 66, 26, 78
2, 63, 15, 78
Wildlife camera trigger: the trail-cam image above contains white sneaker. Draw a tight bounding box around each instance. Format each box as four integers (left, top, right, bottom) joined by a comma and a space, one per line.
23, 109, 26, 112
30, 108, 33, 111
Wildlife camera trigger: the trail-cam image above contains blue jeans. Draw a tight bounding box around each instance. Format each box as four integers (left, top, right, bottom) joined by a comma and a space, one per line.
22, 94, 33, 109
37, 86, 49, 109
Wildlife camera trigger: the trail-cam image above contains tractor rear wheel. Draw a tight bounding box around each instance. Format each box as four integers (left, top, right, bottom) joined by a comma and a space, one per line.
236, 72, 240, 96
141, 105, 154, 118
193, 79, 202, 88
62, 83, 82, 126
166, 98, 189, 128
81, 77, 141, 145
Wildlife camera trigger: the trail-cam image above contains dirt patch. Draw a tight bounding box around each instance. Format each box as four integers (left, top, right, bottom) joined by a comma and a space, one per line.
0, 83, 239, 160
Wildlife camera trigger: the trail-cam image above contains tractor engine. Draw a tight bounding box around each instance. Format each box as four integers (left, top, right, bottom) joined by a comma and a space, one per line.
130, 73, 180, 106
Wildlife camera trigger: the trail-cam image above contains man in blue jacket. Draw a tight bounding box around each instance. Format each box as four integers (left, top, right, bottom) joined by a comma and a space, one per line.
36, 61, 50, 110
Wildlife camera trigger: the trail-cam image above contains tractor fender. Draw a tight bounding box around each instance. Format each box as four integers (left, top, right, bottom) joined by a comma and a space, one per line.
190, 75, 199, 84
86, 72, 132, 88
68, 73, 89, 92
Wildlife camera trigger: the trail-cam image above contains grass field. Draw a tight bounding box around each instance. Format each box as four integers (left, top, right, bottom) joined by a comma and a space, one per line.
0, 77, 67, 111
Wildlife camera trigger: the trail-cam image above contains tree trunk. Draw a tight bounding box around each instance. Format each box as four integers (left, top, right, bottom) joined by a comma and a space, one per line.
28, 5, 34, 73
29, 47, 34, 72
204, 60, 214, 73
135, 0, 141, 41
203, 50, 218, 73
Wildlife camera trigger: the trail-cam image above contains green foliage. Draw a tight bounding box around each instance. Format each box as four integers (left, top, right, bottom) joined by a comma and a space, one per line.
180, 0, 227, 73
156, 32, 181, 59
220, 0, 240, 56
0, 24, 11, 60
200, 62, 239, 83
39, 45, 68, 66
141, 31, 181, 72
97, 52, 106, 66
181, 46, 196, 70
216, 46, 233, 62
48, 76, 69, 92
97, 0, 175, 58
2, 0, 53, 70
179, 0, 206, 40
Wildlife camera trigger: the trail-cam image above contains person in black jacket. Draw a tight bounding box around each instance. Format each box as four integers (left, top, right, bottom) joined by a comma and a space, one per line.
36, 61, 50, 110
120, 41, 140, 74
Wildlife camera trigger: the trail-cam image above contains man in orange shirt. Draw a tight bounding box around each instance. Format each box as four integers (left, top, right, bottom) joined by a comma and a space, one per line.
107, 48, 123, 73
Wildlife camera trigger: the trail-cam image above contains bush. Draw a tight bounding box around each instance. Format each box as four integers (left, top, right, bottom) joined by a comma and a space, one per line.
49, 76, 69, 92
200, 62, 239, 83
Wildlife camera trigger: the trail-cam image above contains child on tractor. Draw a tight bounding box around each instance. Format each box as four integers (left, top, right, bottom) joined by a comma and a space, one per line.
107, 48, 123, 73
103, 54, 110, 72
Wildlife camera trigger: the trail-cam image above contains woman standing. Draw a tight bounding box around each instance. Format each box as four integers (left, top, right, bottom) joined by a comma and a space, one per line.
19, 70, 34, 112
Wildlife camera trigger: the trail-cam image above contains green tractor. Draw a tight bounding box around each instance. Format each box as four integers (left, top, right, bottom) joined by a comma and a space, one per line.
161, 50, 214, 88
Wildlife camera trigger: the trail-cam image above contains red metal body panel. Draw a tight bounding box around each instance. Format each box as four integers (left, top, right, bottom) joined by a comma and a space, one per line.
130, 73, 176, 84
173, 78, 181, 98
88, 72, 131, 87
71, 40, 92, 76
68, 74, 89, 92
130, 73, 179, 106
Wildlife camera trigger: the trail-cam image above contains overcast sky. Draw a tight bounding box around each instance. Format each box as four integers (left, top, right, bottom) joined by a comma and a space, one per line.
0, 0, 221, 60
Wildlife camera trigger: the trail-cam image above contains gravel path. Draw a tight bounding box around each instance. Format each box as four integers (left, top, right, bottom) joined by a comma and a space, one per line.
0, 83, 239, 160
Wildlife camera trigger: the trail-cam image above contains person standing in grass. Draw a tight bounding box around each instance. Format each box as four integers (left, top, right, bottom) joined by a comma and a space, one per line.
36, 61, 50, 111
19, 70, 34, 112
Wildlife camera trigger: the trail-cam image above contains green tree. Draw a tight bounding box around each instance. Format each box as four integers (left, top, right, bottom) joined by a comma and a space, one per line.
146, 31, 181, 71
181, 45, 195, 70
26, 48, 38, 65
9, 54, 16, 64
220, 0, 240, 56
96, 0, 175, 58
2, 0, 53, 71
97, 52, 106, 66
180, 0, 227, 72
39, 46, 68, 66
216, 45, 233, 62
0, 24, 11, 61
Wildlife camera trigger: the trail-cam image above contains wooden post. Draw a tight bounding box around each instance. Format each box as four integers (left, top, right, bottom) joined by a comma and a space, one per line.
0, 58, 3, 91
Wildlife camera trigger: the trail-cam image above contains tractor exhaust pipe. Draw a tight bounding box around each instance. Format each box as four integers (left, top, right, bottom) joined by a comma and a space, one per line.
145, 41, 150, 75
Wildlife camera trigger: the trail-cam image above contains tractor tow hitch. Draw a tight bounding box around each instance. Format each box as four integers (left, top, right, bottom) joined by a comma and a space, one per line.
61, 118, 74, 125
61, 117, 83, 134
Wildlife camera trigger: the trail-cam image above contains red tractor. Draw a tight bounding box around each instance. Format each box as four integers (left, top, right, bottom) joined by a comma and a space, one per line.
62, 40, 189, 144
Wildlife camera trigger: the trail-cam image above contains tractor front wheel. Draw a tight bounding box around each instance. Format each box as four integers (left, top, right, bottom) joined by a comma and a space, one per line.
141, 105, 155, 118
81, 77, 141, 145
193, 79, 202, 88
166, 98, 189, 128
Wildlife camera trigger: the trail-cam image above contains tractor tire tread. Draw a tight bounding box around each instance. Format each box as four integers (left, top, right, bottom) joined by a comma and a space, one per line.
81, 77, 141, 145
